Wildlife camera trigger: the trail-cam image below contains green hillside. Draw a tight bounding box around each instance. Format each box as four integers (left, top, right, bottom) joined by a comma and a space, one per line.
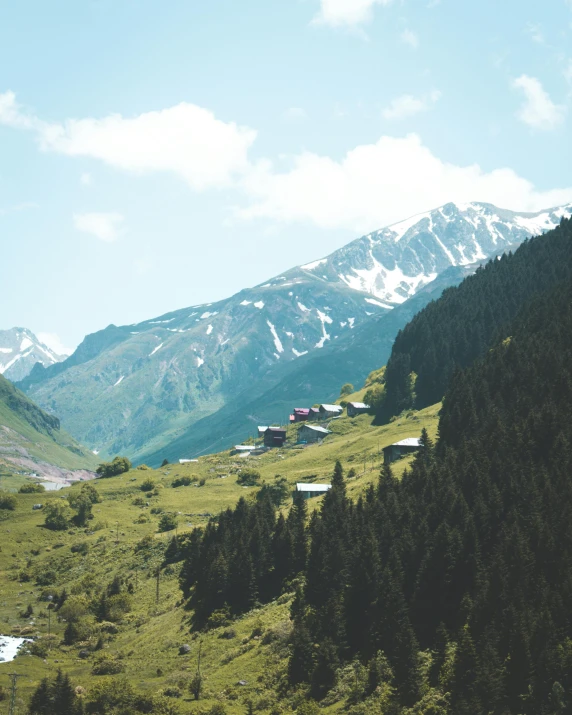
0, 374, 98, 483
0, 400, 439, 713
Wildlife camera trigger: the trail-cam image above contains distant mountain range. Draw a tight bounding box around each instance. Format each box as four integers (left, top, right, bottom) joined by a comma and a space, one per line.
0, 327, 67, 382
16, 200, 572, 465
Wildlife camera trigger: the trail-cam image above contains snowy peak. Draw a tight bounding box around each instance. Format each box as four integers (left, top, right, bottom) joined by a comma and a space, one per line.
299, 201, 572, 306
0, 327, 66, 382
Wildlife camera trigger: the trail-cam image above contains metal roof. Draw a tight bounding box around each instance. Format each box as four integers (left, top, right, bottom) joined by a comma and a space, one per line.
296, 483, 332, 492
320, 404, 343, 412
348, 402, 370, 409
299, 424, 330, 434
391, 438, 422, 447
258, 426, 268, 431
234, 445, 257, 451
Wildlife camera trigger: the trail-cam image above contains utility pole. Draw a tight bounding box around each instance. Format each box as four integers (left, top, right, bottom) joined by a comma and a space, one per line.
8, 673, 19, 715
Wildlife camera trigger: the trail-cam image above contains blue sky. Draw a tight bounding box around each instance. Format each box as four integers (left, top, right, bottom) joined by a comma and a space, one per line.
1, 0, 571, 352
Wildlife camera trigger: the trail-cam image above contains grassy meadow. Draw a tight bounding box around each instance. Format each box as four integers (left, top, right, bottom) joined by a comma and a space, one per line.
0, 403, 439, 713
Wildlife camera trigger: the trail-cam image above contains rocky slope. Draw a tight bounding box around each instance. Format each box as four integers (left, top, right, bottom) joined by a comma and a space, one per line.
0, 327, 66, 382
18, 201, 571, 463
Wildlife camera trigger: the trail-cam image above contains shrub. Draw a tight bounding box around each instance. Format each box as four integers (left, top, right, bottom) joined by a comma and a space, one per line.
0, 492, 17, 510
132, 496, 145, 506
71, 542, 89, 555
91, 653, 125, 675
198, 478, 206, 487
158, 513, 178, 532
140, 478, 156, 492
43, 502, 71, 530
172, 476, 192, 488
340, 382, 354, 397
161, 459, 170, 467
19, 482, 45, 493
136, 464, 150, 470
96, 456, 132, 478
256, 478, 289, 506
236, 469, 261, 486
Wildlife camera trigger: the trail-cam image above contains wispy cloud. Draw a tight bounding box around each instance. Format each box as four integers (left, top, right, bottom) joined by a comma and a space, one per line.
525, 22, 545, 44
400, 29, 419, 49
283, 107, 308, 121
513, 75, 565, 130
37, 332, 74, 356
73, 212, 124, 242
382, 91, 441, 120
0, 201, 38, 216
80, 172, 92, 186
0, 91, 256, 191
313, 0, 392, 28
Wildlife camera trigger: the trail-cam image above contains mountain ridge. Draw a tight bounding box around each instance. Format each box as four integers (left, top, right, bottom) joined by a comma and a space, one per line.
17, 200, 571, 463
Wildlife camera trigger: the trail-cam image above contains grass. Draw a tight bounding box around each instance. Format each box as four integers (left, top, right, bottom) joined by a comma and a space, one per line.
0, 403, 440, 712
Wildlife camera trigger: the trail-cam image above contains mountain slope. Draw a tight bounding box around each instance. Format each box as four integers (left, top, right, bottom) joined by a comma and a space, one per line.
0, 327, 66, 382
380, 214, 572, 419
19, 201, 571, 462
0, 374, 98, 479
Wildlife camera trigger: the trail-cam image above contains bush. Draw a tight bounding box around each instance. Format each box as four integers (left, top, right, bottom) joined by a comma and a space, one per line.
43, 502, 72, 530
71, 542, 89, 555
340, 383, 354, 397
96, 456, 132, 478
19, 482, 45, 493
0, 492, 17, 510
256, 478, 289, 506
158, 513, 178, 532
136, 464, 150, 470
140, 478, 156, 492
172, 476, 192, 488
236, 469, 261, 486
91, 653, 125, 675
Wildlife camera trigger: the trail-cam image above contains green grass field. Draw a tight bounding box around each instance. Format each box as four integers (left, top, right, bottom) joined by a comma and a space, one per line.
0, 403, 439, 713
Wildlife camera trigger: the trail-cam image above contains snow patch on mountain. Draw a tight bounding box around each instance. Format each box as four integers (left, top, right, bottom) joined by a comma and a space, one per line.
149, 343, 163, 357
267, 321, 284, 354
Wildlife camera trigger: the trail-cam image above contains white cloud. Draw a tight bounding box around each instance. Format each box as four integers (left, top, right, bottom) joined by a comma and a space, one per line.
37, 332, 74, 356
513, 75, 565, 130
400, 29, 419, 49
73, 212, 124, 242
284, 107, 308, 121
382, 90, 441, 120
238, 133, 572, 233
0, 91, 257, 190
80, 172, 92, 186
314, 0, 392, 27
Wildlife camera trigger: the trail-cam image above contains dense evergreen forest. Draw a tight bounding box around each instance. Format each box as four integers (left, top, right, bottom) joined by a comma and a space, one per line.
379, 216, 572, 420
178, 269, 572, 713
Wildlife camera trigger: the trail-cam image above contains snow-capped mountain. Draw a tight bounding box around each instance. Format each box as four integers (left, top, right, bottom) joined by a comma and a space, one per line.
18, 200, 571, 463
0, 328, 67, 382
297, 202, 571, 305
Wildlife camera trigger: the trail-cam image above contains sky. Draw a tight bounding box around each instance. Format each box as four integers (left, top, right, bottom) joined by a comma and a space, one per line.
1, 0, 571, 353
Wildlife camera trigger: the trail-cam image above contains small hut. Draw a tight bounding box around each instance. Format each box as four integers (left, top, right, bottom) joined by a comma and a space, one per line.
383, 438, 422, 464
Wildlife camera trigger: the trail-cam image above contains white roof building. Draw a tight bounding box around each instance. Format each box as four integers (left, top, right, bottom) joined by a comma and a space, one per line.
296, 483, 332, 493
393, 438, 422, 447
